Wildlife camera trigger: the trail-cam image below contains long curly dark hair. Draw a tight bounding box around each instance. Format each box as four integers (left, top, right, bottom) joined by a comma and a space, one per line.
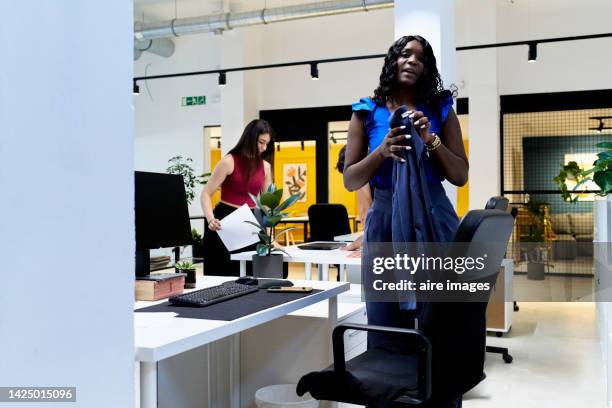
373, 35, 449, 114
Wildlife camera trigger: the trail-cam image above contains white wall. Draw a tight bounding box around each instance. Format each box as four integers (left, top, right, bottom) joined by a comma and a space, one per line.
455, 0, 612, 97
255, 8, 395, 110
0, 2, 134, 407
134, 35, 223, 216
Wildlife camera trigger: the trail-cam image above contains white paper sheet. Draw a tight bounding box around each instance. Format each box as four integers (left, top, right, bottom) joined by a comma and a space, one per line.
217, 204, 261, 252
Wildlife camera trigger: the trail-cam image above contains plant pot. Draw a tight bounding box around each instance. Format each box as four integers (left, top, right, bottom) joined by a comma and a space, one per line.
252, 254, 284, 279
527, 262, 545, 280
192, 243, 204, 260
176, 268, 196, 288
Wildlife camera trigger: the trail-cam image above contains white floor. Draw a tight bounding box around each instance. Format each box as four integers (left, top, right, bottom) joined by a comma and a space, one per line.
465, 302, 605, 407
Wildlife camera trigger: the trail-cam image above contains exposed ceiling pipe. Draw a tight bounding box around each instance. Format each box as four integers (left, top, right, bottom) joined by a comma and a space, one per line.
134, 38, 175, 60
134, 0, 394, 41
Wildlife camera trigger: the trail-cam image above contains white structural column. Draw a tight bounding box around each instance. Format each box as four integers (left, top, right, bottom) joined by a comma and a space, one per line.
464, 0, 500, 209
0, 2, 134, 407
220, 28, 263, 155
394, 0, 458, 209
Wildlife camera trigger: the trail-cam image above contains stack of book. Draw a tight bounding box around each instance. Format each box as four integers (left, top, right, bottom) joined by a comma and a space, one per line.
135, 273, 186, 301
150, 255, 171, 270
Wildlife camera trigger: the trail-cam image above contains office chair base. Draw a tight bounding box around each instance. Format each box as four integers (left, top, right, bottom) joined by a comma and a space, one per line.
486, 346, 513, 364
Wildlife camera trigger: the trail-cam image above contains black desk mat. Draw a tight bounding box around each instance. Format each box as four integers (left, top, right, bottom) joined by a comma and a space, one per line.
135, 289, 322, 321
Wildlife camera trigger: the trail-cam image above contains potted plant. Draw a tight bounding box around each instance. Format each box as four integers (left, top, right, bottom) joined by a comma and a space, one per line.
166, 155, 210, 205
191, 228, 204, 260
554, 142, 612, 202
521, 198, 551, 280
245, 184, 303, 278
175, 261, 196, 289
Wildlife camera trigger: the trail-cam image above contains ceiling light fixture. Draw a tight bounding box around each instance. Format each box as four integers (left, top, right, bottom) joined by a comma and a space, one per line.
133, 81, 140, 95
218, 72, 226, 87
528, 43, 537, 62
310, 63, 319, 80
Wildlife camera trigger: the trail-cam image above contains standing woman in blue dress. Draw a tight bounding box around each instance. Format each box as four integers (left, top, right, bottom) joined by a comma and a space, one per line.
343, 35, 469, 343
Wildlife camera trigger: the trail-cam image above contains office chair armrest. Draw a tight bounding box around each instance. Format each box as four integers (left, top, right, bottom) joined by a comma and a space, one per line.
332, 323, 432, 403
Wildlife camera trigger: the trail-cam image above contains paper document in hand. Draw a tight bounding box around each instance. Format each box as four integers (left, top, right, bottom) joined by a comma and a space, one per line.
217, 204, 261, 252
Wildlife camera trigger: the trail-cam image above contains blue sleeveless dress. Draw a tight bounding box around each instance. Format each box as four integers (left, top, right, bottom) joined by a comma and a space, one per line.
353, 95, 460, 346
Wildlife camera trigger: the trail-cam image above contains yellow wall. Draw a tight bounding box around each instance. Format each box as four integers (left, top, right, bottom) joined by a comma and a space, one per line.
456, 114, 469, 217
274, 143, 317, 242
328, 142, 358, 221
210, 147, 221, 207
457, 139, 469, 217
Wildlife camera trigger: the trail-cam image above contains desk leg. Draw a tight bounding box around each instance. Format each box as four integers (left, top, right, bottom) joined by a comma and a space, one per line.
305, 262, 312, 280
328, 295, 338, 359
328, 296, 338, 408
339, 264, 345, 281
230, 334, 240, 408
322, 264, 329, 281
140, 361, 157, 408
239, 260, 246, 277
317, 264, 322, 280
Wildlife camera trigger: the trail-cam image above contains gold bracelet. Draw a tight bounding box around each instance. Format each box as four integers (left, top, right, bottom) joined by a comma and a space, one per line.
426, 134, 441, 152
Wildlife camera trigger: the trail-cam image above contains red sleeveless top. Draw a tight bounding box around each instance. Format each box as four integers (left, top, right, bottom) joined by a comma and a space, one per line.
220, 153, 265, 208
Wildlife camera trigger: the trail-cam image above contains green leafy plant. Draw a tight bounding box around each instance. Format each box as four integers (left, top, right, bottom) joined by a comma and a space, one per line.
245, 184, 303, 256
192, 228, 203, 245
554, 142, 612, 202
519, 197, 553, 267
175, 261, 195, 270
166, 156, 211, 204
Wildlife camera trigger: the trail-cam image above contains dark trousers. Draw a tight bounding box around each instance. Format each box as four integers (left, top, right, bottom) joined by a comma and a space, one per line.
202, 202, 288, 277
203, 203, 255, 277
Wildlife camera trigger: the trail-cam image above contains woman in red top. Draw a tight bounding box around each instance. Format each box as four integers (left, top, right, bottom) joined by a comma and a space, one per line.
200, 119, 274, 276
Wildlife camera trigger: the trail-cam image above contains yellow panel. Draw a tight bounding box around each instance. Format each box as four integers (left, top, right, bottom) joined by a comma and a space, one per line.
210, 147, 221, 207
274, 144, 317, 242
328, 143, 358, 228
457, 139, 469, 217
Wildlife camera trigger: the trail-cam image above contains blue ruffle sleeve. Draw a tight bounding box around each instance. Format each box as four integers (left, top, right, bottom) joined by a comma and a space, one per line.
352, 97, 376, 113
439, 92, 454, 124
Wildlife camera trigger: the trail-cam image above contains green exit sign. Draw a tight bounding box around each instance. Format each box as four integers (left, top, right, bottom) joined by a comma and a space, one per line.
182, 96, 206, 106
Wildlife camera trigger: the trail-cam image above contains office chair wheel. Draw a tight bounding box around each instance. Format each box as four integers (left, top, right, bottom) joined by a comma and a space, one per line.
496, 332, 503, 338
503, 354, 513, 364
514, 301, 519, 312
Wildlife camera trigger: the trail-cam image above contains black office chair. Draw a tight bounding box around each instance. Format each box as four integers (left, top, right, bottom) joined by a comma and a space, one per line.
484, 196, 514, 363
297, 209, 515, 407
307, 204, 351, 242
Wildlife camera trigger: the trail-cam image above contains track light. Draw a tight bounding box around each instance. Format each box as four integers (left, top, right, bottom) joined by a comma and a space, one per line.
133, 81, 140, 95
528, 43, 537, 62
277, 143, 280, 152
218, 72, 226, 87
310, 63, 319, 80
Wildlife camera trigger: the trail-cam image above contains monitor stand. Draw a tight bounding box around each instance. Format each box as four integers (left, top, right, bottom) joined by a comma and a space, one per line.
135, 249, 150, 278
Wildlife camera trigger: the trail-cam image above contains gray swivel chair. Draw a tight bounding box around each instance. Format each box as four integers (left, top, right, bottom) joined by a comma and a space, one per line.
484, 196, 514, 363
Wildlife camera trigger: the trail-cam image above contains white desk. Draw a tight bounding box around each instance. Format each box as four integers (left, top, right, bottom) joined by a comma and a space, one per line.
230, 242, 361, 281
134, 275, 349, 408
334, 232, 362, 242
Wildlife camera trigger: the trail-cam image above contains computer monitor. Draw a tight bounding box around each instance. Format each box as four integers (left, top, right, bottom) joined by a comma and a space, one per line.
134, 171, 192, 277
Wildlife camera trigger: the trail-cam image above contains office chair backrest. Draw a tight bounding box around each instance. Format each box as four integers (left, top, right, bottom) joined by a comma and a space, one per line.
419, 209, 514, 403
308, 204, 351, 241
485, 196, 509, 211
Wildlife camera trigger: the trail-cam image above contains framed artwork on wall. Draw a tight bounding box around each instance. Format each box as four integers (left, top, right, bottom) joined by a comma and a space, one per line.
283, 163, 307, 202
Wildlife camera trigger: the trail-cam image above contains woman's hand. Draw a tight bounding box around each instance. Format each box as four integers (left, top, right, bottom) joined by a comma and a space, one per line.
207, 218, 222, 231
377, 126, 412, 162
408, 110, 436, 145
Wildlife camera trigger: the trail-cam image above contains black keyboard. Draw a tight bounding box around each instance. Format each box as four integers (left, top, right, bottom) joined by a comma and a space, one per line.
169, 281, 258, 307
